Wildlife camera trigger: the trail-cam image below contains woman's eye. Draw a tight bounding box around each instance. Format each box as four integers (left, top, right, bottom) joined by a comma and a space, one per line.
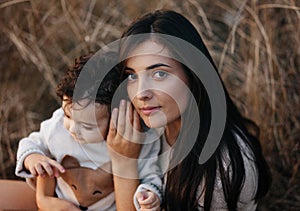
127, 73, 138, 81
153, 70, 168, 79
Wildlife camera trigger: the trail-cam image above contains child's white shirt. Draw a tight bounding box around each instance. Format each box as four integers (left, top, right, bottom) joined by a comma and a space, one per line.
16, 108, 162, 211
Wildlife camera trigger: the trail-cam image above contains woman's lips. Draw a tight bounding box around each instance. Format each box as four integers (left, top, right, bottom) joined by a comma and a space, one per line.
140, 106, 161, 115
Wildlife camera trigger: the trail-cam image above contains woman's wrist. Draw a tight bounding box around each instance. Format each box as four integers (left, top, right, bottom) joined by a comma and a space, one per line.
111, 158, 139, 179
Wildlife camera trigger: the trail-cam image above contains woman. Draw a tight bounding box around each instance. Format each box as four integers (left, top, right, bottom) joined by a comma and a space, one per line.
107, 9, 271, 210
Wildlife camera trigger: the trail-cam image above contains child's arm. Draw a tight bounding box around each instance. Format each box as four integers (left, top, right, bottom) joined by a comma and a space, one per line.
24, 153, 65, 178
36, 175, 80, 211
15, 108, 63, 178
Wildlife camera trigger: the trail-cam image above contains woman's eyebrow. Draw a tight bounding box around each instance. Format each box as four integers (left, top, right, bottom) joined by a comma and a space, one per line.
125, 63, 171, 71
146, 63, 171, 70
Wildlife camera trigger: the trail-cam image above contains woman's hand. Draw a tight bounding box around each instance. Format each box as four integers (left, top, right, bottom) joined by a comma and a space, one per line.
107, 100, 143, 159
107, 100, 142, 210
107, 100, 143, 177
24, 153, 65, 178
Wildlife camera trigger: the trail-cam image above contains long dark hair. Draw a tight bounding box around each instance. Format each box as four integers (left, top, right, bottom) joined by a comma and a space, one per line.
120, 10, 271, 211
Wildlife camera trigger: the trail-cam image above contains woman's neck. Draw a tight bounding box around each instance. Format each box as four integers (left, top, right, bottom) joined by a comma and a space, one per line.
165, 119, 181, 146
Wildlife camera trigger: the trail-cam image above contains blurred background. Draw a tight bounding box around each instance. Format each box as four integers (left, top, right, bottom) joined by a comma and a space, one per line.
0, 0, 299, 210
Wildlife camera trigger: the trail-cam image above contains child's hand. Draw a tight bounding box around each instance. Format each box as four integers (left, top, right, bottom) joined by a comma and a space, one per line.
24, 153, 65, 178
136, 191, 160, 211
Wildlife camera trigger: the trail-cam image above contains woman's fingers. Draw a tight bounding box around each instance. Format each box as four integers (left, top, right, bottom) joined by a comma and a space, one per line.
133, 108, 141, 131
107, 108, 118, 141
107, 100, 142, 159
111, 100, 139, 140
124, 101, 133, 140
133, 108, 143, 143
117, 100, 126, 135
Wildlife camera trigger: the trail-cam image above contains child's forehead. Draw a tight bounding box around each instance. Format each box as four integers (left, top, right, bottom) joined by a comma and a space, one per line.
72, 100, 110, 119
72, 100, 107, 110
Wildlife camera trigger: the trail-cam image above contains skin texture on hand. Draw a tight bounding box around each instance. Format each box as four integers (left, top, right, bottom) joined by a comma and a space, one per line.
107, 100, 143, 177
107, 100, 142, 159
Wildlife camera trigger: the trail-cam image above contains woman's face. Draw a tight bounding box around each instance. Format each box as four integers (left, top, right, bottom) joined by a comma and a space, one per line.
124, 41, 190, 129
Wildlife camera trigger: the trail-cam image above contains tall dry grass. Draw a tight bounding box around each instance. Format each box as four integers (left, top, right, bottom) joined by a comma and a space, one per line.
0, 0, 299, 210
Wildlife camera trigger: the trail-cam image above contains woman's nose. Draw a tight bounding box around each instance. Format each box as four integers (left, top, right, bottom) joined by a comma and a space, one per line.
135, 79, 153, 100
135, 88, 153, 100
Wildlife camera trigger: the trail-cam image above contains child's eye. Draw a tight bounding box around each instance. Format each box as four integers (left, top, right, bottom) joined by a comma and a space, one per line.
82, 125, 94, 130
153, 70, 168, 79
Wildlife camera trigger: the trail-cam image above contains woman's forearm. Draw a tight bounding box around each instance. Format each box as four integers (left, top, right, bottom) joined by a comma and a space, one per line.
111, 159, 140, 211
113, 175, 140, 211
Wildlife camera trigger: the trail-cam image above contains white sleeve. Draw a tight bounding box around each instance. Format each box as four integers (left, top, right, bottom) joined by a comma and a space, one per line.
133, 130, 163, 210
15, 108, 61, 178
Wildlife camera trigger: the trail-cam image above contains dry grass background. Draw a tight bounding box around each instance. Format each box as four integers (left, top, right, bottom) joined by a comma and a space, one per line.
0, 0, 299, 210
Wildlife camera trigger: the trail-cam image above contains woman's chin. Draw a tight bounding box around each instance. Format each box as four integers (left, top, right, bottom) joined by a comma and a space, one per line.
144, 116, 167, 129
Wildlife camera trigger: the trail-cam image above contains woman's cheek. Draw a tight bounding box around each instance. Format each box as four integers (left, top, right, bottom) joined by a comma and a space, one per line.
127, 84, 137, 102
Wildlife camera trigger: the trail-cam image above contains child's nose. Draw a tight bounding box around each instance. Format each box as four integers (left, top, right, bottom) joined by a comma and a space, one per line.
69, 120, 78, 135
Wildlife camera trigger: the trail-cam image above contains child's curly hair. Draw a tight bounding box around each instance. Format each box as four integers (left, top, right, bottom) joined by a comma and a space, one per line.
56, 51, 120, 106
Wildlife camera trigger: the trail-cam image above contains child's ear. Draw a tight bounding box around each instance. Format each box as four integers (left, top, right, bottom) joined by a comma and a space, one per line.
61, 155, 80, 169
98, 161, 112, 173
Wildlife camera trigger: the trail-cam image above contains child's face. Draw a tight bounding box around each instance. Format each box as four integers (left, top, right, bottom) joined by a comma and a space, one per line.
62, 98, 110, 144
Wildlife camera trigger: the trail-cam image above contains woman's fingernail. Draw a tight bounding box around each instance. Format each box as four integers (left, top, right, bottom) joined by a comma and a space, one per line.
120, 99, 126, 106
112, 108, 118, 115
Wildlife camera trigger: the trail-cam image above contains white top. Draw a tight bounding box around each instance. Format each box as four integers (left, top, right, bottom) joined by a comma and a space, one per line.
16, 108, 162, 211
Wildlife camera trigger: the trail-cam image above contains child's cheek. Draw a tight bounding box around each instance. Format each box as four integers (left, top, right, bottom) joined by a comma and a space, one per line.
83, 131, 101, 144
63, 117, 71, 130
